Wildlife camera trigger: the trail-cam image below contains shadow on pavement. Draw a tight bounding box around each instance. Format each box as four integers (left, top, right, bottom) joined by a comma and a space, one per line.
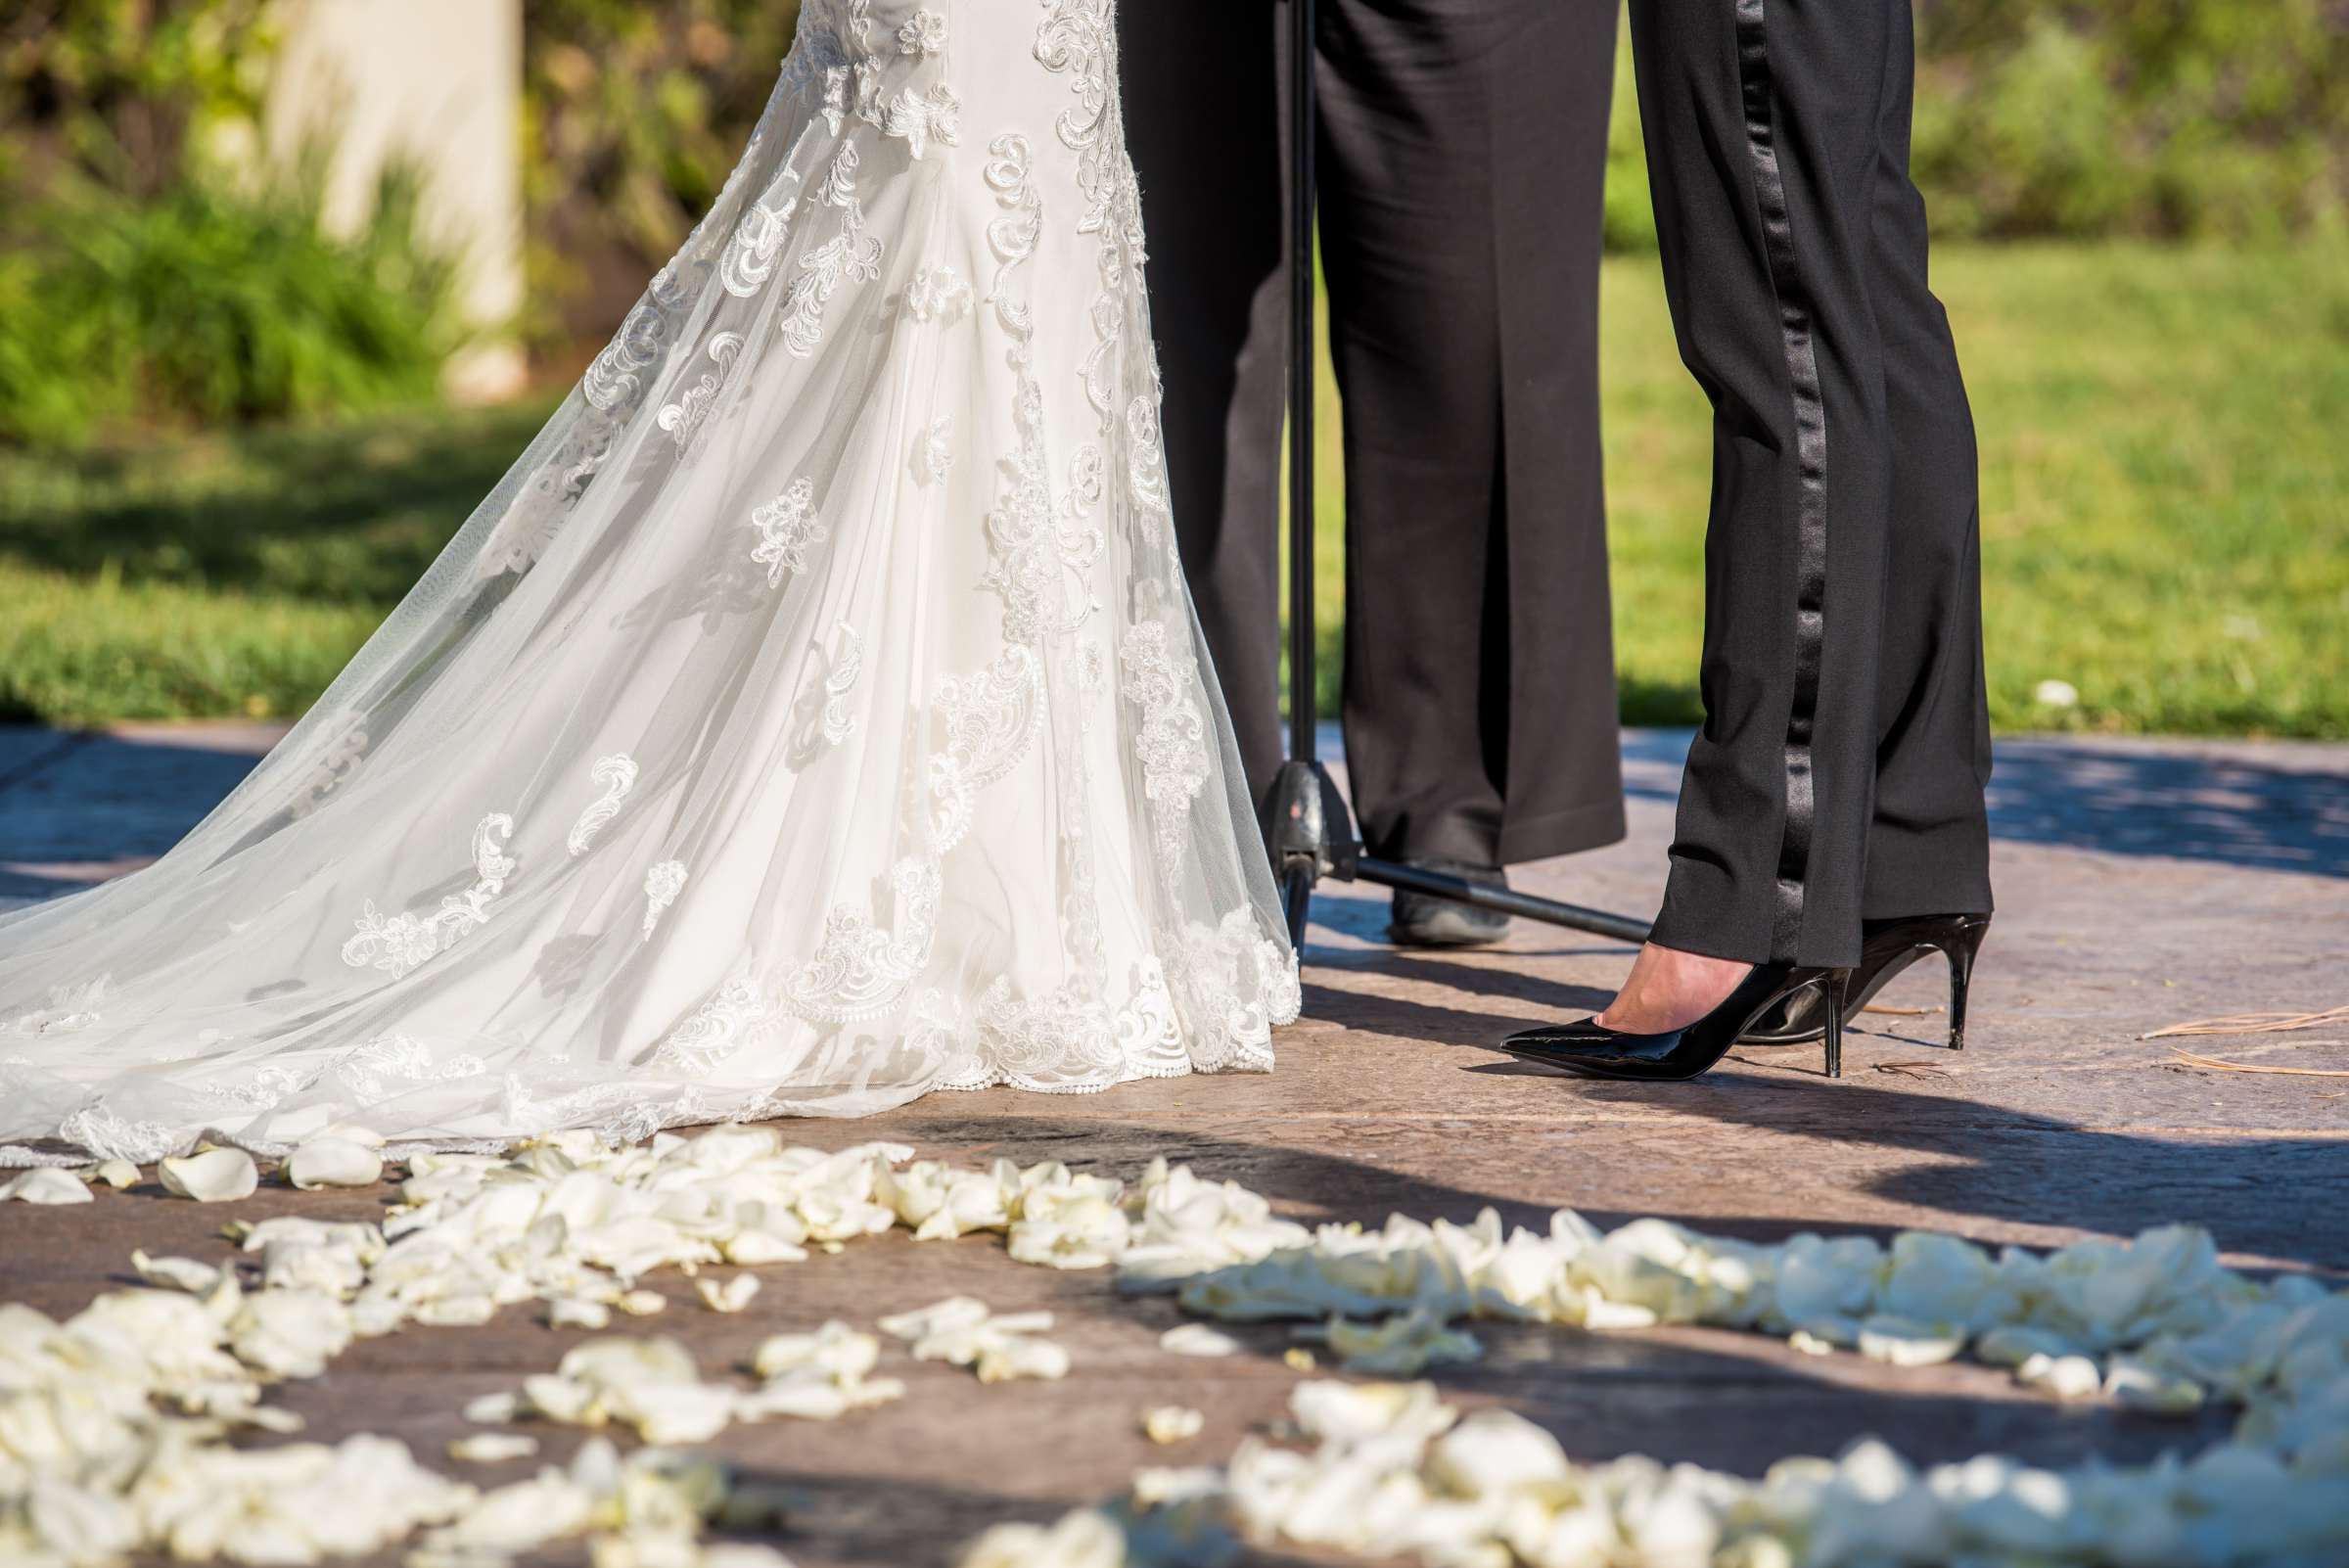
1624, 728, 2349, 878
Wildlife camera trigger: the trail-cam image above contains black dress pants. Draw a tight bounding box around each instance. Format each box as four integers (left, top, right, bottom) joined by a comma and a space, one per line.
1632, 0, 1993, 967
1123, 0, 1629, 869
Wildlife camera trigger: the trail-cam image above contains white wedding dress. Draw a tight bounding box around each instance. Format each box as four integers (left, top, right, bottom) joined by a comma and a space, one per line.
0, 0, 1298, 1167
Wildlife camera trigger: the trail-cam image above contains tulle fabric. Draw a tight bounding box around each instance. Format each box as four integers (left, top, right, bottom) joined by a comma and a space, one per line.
0, 0, 1297, 1167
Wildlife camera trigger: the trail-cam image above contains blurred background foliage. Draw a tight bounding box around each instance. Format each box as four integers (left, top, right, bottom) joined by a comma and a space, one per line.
1, 1, 2344, 737
0, 1, 457, 443
6, 0, 2343, 406
516, 0, 803, 350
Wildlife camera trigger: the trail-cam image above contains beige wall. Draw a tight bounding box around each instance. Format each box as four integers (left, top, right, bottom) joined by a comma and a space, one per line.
264, 0, 528, 402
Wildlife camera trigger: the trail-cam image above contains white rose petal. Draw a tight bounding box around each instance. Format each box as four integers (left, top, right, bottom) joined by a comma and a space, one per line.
2105, 1355, 2207, 1414
160, 1146, 260, 1203
3, 1167, 95, 1204
1314, 1309, 1483, 1376
696, 1274, 761, 1314
2019, 1352, 2106, 1401
448, 1433, 540, 1463
287, 1134, 385, 1189
132, 1250, 226, 1294
1160, 1323, 1242, 1359
1859, 1314, 1967, 1367
1142, 1406, 1206, 1445
550, 1298, 613, 1330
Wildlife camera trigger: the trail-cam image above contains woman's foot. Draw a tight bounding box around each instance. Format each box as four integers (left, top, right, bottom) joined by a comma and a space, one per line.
1595, 943, 1755, 1034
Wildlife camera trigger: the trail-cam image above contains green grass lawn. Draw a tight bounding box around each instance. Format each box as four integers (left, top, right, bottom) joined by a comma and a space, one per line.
5, 242, 2345, 736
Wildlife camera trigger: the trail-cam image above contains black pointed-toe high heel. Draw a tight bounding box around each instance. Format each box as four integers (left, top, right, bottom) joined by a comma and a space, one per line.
1739, 913, 1991, 1051
1501, 962, 1856, 1083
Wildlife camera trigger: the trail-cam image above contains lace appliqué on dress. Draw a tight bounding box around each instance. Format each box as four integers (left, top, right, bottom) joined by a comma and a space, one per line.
5, 977, 109, 1038
786, 857, 942, 1023
783, 145, 885, 359
1121, 607, 1211, 878
568, 755, 639, 857
642, 860, 689, 941
913, 416, 955, 485
751, 478, 829, 585
335, 1034, 489, 1100
342, 814, 517, 980
657, 332, 747, 449
818, 621, 864, 747
906, 264, 973, 324
898, 9, 948, 57
927, 647, 1042, 853
655, 976, 784, 1076
720, 175, 804, 299
1167, 909, 1298, 1075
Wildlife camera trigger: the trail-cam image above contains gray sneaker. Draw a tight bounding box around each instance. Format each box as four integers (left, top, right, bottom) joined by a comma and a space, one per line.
1387, 857, 1511, 947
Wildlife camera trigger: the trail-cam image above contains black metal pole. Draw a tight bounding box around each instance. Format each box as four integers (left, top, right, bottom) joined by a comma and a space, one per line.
1286, 0, 1318, 768
1268, 0, 1649, 952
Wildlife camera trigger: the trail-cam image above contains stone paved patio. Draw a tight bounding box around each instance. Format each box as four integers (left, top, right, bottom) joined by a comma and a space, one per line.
3, 721, 2346, 1565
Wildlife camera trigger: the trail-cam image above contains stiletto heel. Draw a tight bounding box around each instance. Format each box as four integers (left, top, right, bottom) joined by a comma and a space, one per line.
1740, 913, 1992, 1055
1945, 915, 1989, 1051
1501, 962, 1852, 1084
1822, 969, 1849, 1078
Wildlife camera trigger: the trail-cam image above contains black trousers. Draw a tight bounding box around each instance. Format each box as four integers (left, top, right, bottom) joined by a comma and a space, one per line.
1633, 0, 1993, 967
1122, 0, 1628, 869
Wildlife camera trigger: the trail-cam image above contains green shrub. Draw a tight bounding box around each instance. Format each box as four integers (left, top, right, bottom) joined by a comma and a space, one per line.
518, 0, 803, 340
0, 0, 279, 199
1601, 1, 2348, 250
0, 169, 460, 446
1911, 0, 2348, 241
1599, 22, 1657, 255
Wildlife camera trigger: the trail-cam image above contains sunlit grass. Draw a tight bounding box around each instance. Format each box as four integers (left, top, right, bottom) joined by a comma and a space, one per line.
5, 244, 2344, 736
1290, 241, 2349, 738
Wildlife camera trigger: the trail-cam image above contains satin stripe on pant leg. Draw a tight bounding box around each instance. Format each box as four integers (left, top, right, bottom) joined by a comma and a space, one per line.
1732, 0, 1830, 965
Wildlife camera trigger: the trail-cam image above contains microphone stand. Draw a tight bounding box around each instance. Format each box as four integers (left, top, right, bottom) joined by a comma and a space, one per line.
1265, 0, 1652, 952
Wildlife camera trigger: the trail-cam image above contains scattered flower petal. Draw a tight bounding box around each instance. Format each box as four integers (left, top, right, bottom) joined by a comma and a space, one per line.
159, 1146, 259, 1203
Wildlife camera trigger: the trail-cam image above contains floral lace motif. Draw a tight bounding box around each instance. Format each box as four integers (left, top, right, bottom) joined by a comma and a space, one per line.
568, 755, 639, 857
654, 977, 783, 1076
956, 958, 1186, 1093
978, 132, 1097, 649
786, 857, 943, 1023
976, 976, 1124, 1084
57, 1105, 178, 1166
906, 264, 973, 324
657, 332, 747, 448
881, 82, 960, 161
1037, 0, 1147, 425
750, 478, 829, 585
1167, 909, 1300, 1075
783, 145, 884, 358
719, 173, 803, 299
582, 262, 686, 414
817, 620, 864, 747
334, 1034, 489, 1100
1125, 395, 1173, 542
913, 415, 955, 485
1121, 602, 1211, 877
898, 8, 947, 56
927, 646, 1043, 853
642, 860, 689, 941
5, 977, 109, 1038
342, 814, 517, 979
1114, 957, 1188, 1079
